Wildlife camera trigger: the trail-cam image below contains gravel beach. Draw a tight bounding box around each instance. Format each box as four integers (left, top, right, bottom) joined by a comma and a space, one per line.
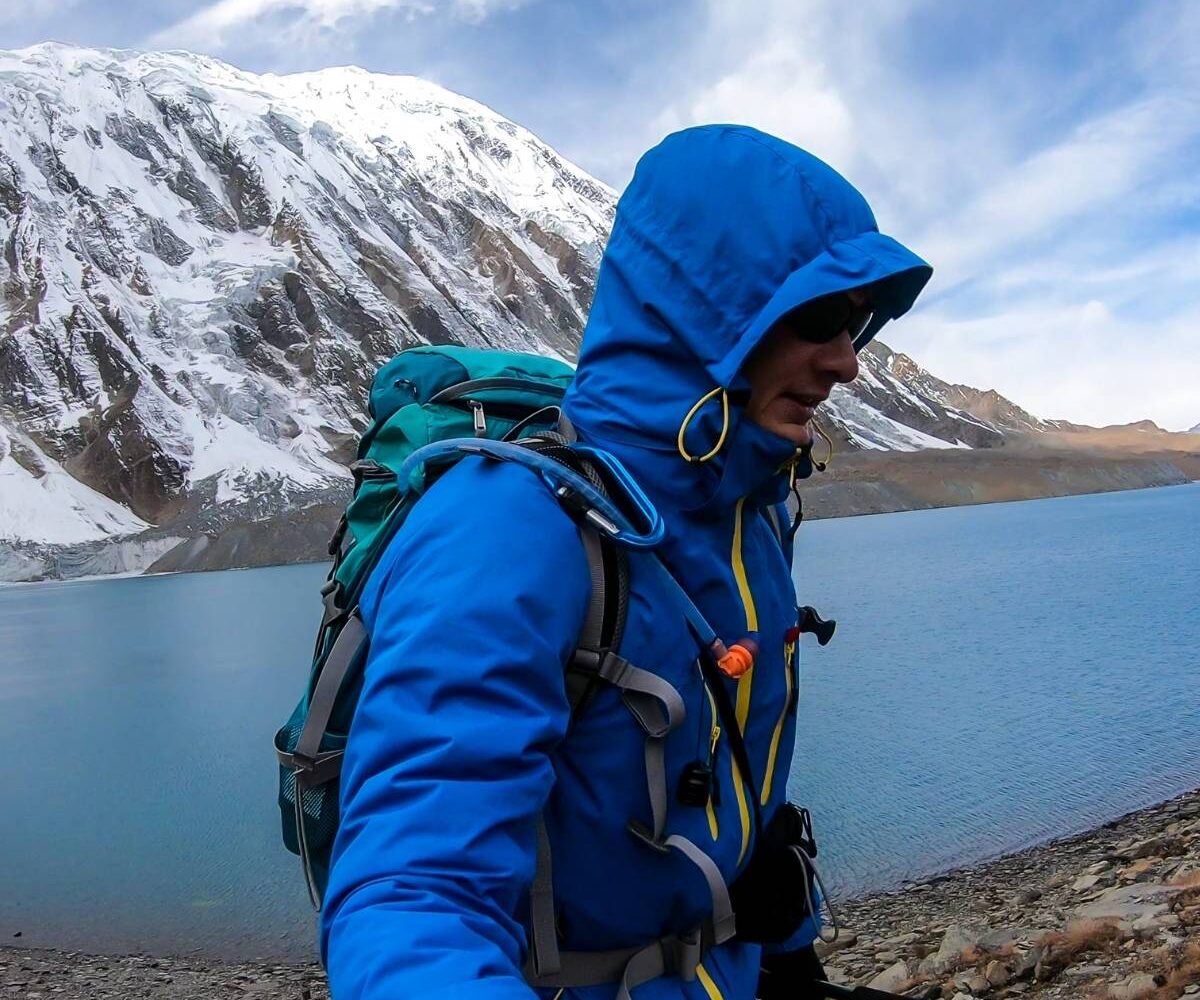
4, 789, 1198, 999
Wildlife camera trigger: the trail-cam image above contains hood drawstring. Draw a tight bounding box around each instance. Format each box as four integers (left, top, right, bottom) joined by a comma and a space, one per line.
810, 421, 835, 472
676, 387, 730, 464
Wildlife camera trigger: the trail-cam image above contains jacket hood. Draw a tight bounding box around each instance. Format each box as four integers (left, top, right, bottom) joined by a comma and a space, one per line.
563, 125, 932, 511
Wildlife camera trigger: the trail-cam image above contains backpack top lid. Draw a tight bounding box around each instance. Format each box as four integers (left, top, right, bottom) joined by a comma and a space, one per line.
366, 345, 575, 431
331, 345, 579, 622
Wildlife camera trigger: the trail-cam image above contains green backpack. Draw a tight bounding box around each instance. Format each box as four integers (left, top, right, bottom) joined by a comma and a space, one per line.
274, 345, 651, 907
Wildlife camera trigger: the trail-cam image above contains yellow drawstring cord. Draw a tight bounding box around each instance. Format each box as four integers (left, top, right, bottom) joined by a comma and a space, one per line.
676, 387, 730, 463
811, 420, 835, 471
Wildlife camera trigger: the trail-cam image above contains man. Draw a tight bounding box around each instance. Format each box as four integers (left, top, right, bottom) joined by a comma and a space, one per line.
321, 125, 931, 999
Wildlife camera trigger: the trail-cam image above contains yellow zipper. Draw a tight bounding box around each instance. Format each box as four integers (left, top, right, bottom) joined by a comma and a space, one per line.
731, 498, 759, 632
760, 639, 794, 805
696, 961, 724, 1000
729, 498, 756, 865
704, 684, 720, 841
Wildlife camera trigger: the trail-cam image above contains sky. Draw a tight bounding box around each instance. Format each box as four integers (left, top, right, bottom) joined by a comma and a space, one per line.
7, 0, 1200, 430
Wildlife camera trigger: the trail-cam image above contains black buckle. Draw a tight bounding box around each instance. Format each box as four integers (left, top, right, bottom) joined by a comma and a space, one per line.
626, 820, 670, 855
327, 516, 348, 556
663, 928, 702, 981
789, 803, 818, 858
290, 749, 316, 774
320, 579, 346, 625
568, 646, 605, 675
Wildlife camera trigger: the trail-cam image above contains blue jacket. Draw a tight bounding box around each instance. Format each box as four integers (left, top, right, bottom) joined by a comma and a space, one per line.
321, 125, 931, 999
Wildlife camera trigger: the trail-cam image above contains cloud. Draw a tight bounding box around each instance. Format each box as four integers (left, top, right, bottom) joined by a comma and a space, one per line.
2, 0, 79, 28
901, 301, 1200, 431
147, 0, 528, 53
651, 37, 856, 170
606, 0, 1200, 430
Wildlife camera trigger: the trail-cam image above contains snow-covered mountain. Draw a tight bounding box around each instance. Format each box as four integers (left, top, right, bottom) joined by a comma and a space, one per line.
0, 43, 1038, 562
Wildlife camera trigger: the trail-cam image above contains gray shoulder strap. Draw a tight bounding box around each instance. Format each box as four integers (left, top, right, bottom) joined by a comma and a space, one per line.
577, 526, 607, 653
286, 612, 367, 776
565, 526, 609, 711
528, 816, 561, 978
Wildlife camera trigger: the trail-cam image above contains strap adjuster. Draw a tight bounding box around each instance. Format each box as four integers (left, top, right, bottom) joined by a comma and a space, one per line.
626, 820, 670, 854
568, 646, 605, 674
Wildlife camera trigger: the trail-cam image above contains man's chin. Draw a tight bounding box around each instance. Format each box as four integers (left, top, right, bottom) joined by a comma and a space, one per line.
783, 422, 814, 447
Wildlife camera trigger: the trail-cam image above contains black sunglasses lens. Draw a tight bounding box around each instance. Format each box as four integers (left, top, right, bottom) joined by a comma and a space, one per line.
790, 295, 871, 344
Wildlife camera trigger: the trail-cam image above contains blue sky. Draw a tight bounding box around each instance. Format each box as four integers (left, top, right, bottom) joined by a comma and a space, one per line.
8, 0, 1199, 429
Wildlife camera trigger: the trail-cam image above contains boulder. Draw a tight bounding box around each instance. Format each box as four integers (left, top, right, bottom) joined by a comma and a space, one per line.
1115, 836, 1182, 861
1011, 945, 1042, 981
984, 959, 1012, 988
964, 973, 989, 994
814, 930, 858, 958
1075, 882, 1183, 927
1107, 972, 1159, 999
867, 960, 911, 993
918, 923, 985, 976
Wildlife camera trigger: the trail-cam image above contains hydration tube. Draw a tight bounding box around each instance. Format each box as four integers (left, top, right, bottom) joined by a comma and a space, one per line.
396, 438, 665, 550
397, 438, 749, 670
643, 556, 755, 675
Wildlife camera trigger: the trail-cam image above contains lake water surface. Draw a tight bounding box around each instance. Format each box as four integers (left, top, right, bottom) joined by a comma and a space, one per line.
2, 483, 1197, 960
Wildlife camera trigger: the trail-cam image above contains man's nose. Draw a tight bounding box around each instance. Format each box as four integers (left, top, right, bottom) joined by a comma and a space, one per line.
817, 330, 860, 384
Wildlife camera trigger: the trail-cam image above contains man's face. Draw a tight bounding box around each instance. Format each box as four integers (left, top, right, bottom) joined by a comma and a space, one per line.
742, 289, 867, 446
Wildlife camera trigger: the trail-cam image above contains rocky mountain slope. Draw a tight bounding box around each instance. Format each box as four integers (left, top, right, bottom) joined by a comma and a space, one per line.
0, 44, 1193, 581
0, 43, 613, 552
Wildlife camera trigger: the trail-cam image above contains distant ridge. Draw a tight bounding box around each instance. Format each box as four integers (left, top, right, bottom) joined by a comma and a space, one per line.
1, 43, 1192, 579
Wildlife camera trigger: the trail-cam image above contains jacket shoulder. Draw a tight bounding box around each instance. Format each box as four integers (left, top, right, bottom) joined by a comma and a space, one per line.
361, 455, 590, 631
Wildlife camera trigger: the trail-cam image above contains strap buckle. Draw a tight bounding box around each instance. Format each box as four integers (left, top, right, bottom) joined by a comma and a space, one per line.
320, 579, 346, 625
662, 928, 702, 982
289, 749, 316, 773
626, 819, 670, 855
327, 516, 348, 556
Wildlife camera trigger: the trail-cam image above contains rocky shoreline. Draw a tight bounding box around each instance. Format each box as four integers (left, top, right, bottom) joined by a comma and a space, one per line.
819, 788, 1200, 999
3, 790, 1197, 999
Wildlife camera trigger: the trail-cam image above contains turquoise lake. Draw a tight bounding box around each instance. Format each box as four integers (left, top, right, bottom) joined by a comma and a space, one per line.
1, 483, 1197, 960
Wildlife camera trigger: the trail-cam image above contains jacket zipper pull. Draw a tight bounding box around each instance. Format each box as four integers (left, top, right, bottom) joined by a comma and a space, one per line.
470, 400, 487, 437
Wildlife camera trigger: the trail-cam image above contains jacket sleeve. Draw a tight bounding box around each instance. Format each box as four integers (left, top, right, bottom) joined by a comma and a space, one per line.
320, 458, 592, 999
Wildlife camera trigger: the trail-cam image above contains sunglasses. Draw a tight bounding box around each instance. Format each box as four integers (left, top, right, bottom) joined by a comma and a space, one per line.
787, 292, 875, 344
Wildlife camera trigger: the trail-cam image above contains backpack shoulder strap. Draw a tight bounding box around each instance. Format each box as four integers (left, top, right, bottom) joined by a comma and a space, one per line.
517, 434, 631, 714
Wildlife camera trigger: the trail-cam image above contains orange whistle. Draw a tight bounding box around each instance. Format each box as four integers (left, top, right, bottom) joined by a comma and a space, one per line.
716, 639, 757, 679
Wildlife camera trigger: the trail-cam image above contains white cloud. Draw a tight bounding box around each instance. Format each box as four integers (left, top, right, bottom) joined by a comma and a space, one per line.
896, 301, 1200, 431
147, 0, 526, 52
917, 94, 1198, 289
652, 38, 857, 170
606, 0, 1200, 430
2, 0, 78, 27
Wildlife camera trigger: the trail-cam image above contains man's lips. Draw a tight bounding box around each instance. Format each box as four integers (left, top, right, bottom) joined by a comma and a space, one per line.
775, 392, 827, 425
783, 392, 828, 407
